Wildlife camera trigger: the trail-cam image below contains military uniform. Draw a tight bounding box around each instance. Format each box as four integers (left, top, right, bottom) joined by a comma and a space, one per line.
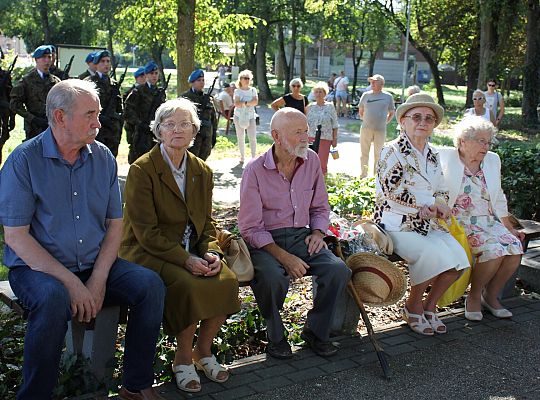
181, 88, 217, 161
10, 69, 60, 140
0, 68, 16, 162
49, 65, 64, 80
78, 69, 95, 80
85, 73, 123, 157
125, 83, 165, 163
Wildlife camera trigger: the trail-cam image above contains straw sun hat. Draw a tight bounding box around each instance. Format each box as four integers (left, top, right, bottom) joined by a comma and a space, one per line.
346, 253, 407, 307
395, 93, 445, 127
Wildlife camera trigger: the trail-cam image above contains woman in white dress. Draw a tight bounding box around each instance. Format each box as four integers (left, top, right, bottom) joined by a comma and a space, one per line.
375, 93, 470, 336
233, 69, 258, 163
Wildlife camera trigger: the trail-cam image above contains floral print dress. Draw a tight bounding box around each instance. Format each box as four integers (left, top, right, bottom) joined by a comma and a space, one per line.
452, 166, 523, 263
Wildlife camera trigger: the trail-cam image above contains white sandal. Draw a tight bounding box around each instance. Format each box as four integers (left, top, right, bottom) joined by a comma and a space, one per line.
194, 354, 229, 383
402, 307, 434, 336
424, 311, 447, 334
172, 363, 201, 393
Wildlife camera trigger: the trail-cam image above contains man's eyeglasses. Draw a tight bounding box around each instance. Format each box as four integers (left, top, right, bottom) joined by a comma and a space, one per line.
160, 121, 194, 131
472, 138, 496, 148
488, 83, 496, 87
404, 113, 437, 125
473, 97, 485, 101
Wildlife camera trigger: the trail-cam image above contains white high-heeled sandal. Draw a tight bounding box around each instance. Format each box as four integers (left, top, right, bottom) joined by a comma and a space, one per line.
172, 363, 201, 393
402, 307, 434, 336
424, 311, 447, 334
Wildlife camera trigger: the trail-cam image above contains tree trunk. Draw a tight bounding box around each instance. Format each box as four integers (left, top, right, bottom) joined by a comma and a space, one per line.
176, 0, 195, 95
465, 34, 480, 108
368, 50, 377, 78
522, 0, 540, 127
256, 21, 272, 101
39, 0, 51, 43
351, 42, 364, 95
477, 6, 497, 89
300, 42, 306, 83
288, 7, 297, 85
276, 23, 288, 85
106, 17, 115, 68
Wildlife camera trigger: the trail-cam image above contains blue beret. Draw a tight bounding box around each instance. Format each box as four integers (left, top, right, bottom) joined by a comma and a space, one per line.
134, 67, 146, 78
188, 69, 204, 83
85, 51, 97, 63
33, 45, 53, 59
49, 45, 56, 53
92, 50, 111, 64
144, 61, 158, 74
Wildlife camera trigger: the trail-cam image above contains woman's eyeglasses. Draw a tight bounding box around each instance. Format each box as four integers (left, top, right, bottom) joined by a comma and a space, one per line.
404, 113, 436, 124
240, 76, 250, 80
160, 121, 194, 131
473, 97, 485, 101
472, 138, 495, 148
488, 83, 496, 87
291, 84, 301, 88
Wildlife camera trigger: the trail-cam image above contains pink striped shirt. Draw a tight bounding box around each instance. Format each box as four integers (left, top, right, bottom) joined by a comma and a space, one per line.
238, 146, 330, 249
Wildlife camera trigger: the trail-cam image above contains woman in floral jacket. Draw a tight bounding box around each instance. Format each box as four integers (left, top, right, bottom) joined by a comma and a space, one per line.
439, 116, 523, 322
375, 94, 470, 336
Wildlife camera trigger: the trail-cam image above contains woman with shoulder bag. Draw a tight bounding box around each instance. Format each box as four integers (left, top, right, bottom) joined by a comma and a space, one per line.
233, 69, 258, 164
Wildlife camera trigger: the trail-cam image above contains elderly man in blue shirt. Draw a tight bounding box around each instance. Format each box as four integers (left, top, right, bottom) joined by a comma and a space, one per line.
0, 79, 165, 400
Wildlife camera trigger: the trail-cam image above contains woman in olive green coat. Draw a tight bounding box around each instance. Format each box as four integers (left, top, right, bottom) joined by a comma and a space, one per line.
120, 98, 239, 393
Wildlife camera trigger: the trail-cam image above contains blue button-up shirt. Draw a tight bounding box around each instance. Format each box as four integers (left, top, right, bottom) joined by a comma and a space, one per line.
0, 128, 122, 272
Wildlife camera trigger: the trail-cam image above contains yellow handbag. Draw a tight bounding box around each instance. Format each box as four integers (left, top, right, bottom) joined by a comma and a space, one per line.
437, 215, 474, 307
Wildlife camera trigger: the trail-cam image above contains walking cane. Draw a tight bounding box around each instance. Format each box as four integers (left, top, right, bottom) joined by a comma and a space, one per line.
324, 236, 391, 379
346, 281, 391, 379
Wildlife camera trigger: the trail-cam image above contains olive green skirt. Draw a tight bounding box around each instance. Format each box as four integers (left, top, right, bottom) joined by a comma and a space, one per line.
159, 261, 240, 335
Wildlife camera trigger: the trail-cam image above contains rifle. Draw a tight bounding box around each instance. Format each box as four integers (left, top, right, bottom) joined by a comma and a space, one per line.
101, 66, 127, 125
110, 59, 119, 80
0, 55, 17, 88
60, 55, 74, 80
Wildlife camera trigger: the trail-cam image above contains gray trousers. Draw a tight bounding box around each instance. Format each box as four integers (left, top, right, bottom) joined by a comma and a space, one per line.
249, 227, 351, 343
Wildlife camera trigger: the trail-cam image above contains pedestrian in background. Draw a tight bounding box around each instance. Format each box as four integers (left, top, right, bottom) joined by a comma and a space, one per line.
271, 78, 308, 114
233, 69, 258, 164
484, 79, 505, 127
334, 70, 349, 117
465, 89, 495, 124
306, 82, 338, 175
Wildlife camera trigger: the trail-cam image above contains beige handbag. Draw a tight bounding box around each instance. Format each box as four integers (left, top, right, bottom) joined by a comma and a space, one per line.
216, 229, 254, 283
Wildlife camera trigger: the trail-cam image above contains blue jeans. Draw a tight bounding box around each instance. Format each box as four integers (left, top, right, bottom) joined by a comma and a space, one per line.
8, 258, 165, 400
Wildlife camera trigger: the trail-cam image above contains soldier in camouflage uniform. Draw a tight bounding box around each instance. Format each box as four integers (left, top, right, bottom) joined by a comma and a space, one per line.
0, 63, 16, 163
181, 69, 217, 160
124, 62, 166, 163
84, 50, 123, 157
10, 45, 60, 140
48, 46, 63, 80
123, 66, 146, 163
78, 51, 97, 80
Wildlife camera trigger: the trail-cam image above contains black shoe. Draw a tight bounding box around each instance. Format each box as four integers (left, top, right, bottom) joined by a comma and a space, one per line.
266, 337, 293, 359
300, 328, 338, 357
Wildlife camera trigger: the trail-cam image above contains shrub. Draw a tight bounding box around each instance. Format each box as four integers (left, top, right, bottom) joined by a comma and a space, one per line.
495, 142, 540, 220
326, 174, 376, 218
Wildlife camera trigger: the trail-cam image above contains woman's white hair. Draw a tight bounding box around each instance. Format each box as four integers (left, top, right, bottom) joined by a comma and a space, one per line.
151, 98, 200, 142
289, 77, 303, 88
453, 115, 498, 148
312, 81, 329, 95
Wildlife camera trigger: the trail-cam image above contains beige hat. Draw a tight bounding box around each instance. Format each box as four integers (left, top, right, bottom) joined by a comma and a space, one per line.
346, 253, 407, 307
395, 93, 445, 127
368, 74, 385, 83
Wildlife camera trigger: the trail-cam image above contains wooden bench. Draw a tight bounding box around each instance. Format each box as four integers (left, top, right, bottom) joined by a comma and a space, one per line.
515, 219, 540, 293
0, 280, 121, 381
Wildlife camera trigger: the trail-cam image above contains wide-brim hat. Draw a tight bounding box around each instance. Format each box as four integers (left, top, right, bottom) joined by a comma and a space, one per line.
346, 252, 407, 307
395, 93, 445, 127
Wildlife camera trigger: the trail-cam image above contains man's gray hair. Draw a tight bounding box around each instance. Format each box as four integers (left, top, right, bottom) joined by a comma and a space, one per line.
453, 115, 498, 147
151, 98, 200, 142
406, 85, 421, 97
46, 79, 99, 126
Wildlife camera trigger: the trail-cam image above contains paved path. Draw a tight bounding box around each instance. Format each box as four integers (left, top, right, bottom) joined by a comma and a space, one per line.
120, 295, 540, 399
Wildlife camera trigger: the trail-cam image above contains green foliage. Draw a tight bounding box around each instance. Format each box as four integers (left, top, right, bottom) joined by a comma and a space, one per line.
326, 174, 376, 218
495, 142, 540, 220
0, 309, 24, 399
